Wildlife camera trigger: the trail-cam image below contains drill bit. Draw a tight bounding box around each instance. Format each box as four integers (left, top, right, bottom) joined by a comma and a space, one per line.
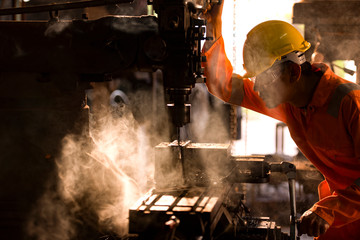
177, 127, 181, 146
177, 127, 186, 185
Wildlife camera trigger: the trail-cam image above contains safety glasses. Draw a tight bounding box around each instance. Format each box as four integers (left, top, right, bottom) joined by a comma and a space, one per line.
252, 62, 285, 87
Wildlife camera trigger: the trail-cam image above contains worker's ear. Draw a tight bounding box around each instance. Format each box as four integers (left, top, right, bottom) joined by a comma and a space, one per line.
289, 62, 301, 83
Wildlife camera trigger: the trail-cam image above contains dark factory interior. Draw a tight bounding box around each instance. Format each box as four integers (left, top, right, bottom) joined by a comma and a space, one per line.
0, 0, 359, 239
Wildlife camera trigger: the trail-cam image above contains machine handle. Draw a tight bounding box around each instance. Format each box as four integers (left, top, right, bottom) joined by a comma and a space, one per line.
270, 162, 299, 240
165, 215, 180, 240
288, 178, 299, 240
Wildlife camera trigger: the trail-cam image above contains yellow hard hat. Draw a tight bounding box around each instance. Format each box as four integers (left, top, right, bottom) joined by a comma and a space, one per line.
243, 20, 311, 77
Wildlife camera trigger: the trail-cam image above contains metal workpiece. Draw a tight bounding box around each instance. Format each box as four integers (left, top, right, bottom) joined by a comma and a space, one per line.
154, 141, 231, 189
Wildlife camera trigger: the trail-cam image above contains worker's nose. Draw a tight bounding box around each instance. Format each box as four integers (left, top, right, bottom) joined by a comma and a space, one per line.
253, 77, 262, 93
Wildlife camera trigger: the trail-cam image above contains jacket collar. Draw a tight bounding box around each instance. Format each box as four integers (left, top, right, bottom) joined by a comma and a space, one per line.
307, 63, 337, 108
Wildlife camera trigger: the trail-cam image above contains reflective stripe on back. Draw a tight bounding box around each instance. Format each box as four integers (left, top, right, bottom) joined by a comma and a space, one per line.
327, 83, 360, 118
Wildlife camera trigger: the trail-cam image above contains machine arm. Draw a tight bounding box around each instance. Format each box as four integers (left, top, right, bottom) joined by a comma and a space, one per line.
150, 0, 220, 128
0, 0, 218, 130
0, 0, 134, 16
229, 157, 299, 240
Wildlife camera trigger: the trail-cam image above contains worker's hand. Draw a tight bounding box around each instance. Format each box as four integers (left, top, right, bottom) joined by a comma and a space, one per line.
202, 0, 224, 51
202, 0, 224, 40
203, 0, 224, 25
298, 210, 330, 237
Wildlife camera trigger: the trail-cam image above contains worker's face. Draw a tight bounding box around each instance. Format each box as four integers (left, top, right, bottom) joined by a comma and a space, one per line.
253, 62, 291, 108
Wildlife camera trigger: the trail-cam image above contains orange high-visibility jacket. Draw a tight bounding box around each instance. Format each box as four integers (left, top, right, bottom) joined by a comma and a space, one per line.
203, 36, 360, 239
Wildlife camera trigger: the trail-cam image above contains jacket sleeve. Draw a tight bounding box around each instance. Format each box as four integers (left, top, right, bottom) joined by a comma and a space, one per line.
202, 36, 233, 102
310, 181, 360, 228
310, 94, 360, 228
202, 36, 288, 123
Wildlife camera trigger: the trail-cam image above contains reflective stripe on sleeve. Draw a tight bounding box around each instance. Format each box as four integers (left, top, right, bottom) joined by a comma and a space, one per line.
327, 83, 360, 118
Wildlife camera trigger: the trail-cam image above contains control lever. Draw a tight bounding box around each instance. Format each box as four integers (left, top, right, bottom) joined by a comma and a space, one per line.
165, 215, 180, 240
270, 162, 299, 240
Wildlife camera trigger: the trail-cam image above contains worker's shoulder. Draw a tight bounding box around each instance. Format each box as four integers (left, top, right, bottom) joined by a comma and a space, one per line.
325, 75, 360, 117
336, 82, 360, 107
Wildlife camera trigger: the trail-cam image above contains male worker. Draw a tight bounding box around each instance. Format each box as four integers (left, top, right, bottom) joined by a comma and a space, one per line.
202, 1, 360, 239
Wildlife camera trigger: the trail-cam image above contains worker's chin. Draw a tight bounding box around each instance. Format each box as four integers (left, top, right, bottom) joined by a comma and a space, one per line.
259, 94, 280, 108
264, 100, 280, 109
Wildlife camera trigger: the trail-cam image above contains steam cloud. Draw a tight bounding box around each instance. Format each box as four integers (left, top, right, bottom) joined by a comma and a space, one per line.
26, 82, 154, 239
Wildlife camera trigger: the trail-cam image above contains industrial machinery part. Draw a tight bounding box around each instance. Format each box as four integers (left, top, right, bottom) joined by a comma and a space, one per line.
0, 0, 217, 130
129, 186, 289, 240
228, 157, 298, 240
0, 0, 134, 16
269, 161, 298, 240
0, 16, 159, 73
130, 142, 300, 239
110, 89, 130, 107
150, 0, 218, 128
226, 155, 271, 183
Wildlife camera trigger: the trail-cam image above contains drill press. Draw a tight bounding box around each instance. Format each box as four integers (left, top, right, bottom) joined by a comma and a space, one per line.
151, 0, 217, 183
